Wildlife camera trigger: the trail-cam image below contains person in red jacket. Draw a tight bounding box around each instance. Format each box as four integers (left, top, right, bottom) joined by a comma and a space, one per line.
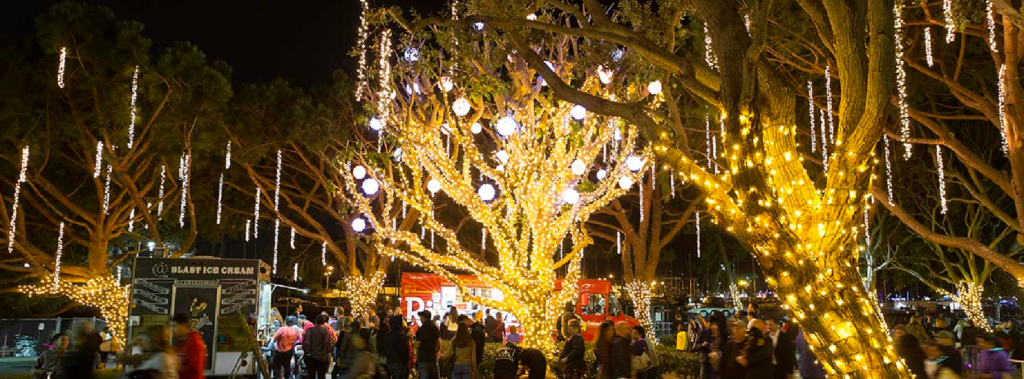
172, 313, 207, 379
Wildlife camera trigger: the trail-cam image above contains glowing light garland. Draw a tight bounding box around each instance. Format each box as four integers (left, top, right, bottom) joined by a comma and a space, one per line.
895, 1, 912, 160
617, 231, 622, 255
8, 146, 29, 254
862, 205, 870, 246
695, 211, 701, 258
128, 209, 135, 232
127, 66, 139, 149
344, 271, 386, 317
924, 28, 934, 67
245, 220, 251, 242
21, 276, 130, 347
999, 64, 1010, 154
705, 114, 712, 169
178, 154, 190, 228
153, 167, 164, 222
820, 107, 829, 172
102, 165, 112, 215
57, 47, 67, 89
274, 150, 282, 211
216, 174, 224, 225
943, 0, 955, 44
93, 141, 105, 178
293, 262, 298, 282
253, 188, 261, 239
321, 241, 327, 266
273, 219, 280, 275
938, 282, 990, 332
290, 227, 296, 249
52, 222, 65, 291
670, 170, 675, 198
825, 65, 835, 144
883, 135, 894, 206
988, 1, 999, 52
624, 281, 653, 331
481, 228, 487, 253
936, 146, 947, 214
704, 22, 717, 70
354, 0, 371, 101
808, 81, 817, 153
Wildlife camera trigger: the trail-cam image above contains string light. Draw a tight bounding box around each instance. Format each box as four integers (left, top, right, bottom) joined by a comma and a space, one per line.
127, 66, 139, 149
936, 146, 947, 214
704, 22, 717, 70
998, 64, 1009, 154
216, 173, 224, 225
102, 165, 112, 215
695, 211, 701, 258
178, 154, 190, 228
943, 0, 955, 44
321, 241, 327, 266
8, 146, 28, 254
820, 108, 829, 172
481, 228, 487, 253
624, 281, 653, 332
894, 0, 911, 159
292, 262, 298, 282
988, 1, 998, 52
21, 276, 129, 347
344, 272, 386, 316
670, 170, 675, 198
290, 227, 296, 249
52, 222, 65, 291
924, 28, 934, 67
94, 141, 104, 178
808, 81, 816, 153
224, 141, 232, 169
825, 65, 834, 144
705, 113, 712, 169
245, 220, 251, 242
354, 0, 370, 101
128, 209, 135, 232
57, 47, 67, 88
253, 188, 261, 239
157, 165, 165, 219
883, 135, 894, 206
639, 173, 645, 221
275, 150, 282, 211
617, 231, 621, 255
273, 219, 280, 275
862, 204, 870, 246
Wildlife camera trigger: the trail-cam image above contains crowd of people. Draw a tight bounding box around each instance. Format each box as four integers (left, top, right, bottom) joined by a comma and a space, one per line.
893, 312, 1024, 379
33, 313, 207, 379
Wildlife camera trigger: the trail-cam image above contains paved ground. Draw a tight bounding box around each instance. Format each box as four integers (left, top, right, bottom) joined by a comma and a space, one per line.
0, 356, 123, 377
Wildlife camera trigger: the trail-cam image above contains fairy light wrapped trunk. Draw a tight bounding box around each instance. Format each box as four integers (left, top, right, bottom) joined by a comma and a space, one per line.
21, 276, 130, 346
341, 33, 644, 354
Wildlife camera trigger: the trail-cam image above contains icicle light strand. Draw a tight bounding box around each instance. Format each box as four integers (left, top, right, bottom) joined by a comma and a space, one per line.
290, 227, 296, 249
216, 173, 224, 225
8, 146, 29, 254
988, 1, 999, 52
883, 135, 894, 205
157, 165, 166, 219
273, 219, 280, 274
924, 28, 934, 67
354, 0, 371, 101
895, 0, 912, 160
705, 114, 712, 169
274, 150, 282, 212
127, 66, 139, 149
943, 0, 955, 43
321, 241, 327, 266
52, 222, 65, 290
695, 211, 701, 259
704, 23, 717, 70
292, 262, 297, 282
57, 47, 67, 88
863, 205, 871, 246
808, 81, 816, 153
820, 108, 829, 172
937, 146, 948, 214
178, 155, 190, 228
128, 209, 135, 232
999, 64, 1010, 154
94, 141, 104, 178
102, 165, 112, 215
253, 188, 261, 239
224, 141, 232, 170
825, 65, 835, 144
245, 220, 251, 242
616, 231, 621, 255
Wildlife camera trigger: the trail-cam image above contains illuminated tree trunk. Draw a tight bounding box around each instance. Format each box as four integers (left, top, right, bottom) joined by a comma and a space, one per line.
344, 271, 386, 317
624, 280, 652, 333
952, 283, 990, 332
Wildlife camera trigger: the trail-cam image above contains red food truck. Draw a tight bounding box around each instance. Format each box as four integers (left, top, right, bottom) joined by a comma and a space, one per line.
400, 273, 639, 341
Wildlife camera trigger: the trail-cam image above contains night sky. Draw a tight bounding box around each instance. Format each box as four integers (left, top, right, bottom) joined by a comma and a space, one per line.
1, 0, 444, 87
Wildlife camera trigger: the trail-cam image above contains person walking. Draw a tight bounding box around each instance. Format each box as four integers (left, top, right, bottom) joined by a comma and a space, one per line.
340, 333, 376, 379
452, 324, 477, 379
559, 320, 586, 379
765, 317, 795, 379
923, 342, 960, 379
484, 311, 498, 343
595, 320, 615, 379
118, 325, 180, 379
172, 313, 207, 379
976, 333, 1013, 379
272, 316, 300, 379
738, 320, 772, 379
794, 329, 825, 379
415, 311, 440, 379
630, 325, 654, 379
907, 315, 933, 344
385, 315, 411, 379
604, 322, 632, 379
335, 321, 361, 379
721, 321, 747, 379
934, 331, 964, 377
34, 333, 69, 379
894, 325, 926, 379
98, 327, 113, 369
303, 314, 337, 379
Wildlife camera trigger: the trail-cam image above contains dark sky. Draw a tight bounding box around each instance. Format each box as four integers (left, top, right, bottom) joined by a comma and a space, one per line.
1, 0, 444, 87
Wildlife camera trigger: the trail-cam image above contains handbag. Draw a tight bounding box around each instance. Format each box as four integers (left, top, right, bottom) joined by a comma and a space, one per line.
631, 352, 651, 373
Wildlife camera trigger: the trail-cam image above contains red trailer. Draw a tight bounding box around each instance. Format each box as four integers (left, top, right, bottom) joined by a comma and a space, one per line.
400, 273, 639, 341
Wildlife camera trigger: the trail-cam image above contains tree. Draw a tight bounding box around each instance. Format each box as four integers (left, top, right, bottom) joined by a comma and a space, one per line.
0, 3, 231, 344
383, 0, 907, 376
339, 21, 646, 352
587, 171, 701, 331
870, 1, 1024, 284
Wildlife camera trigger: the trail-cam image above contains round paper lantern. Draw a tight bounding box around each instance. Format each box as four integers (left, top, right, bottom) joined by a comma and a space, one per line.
453, 97, 471, 117
618, 175, 634, 190
362, 178, 380, 196
427, 179, 441, 194
596, 169, 608, 180
496, 150, 510, 164
478, 184, 496, 201
571, 105, 587, 120
351, 217, 367, 232
496, 116, 518, 137
404, 47, 420, 62
597, 65, 614, 84
439, 76, 454, 92
352, 165, 367, 180
626, 156, 644, 172
563, 188, 580, 205
369, 117, 384, 131
471, 122, 483, 134
647, 80, 662, 95
571, 160, 587, 176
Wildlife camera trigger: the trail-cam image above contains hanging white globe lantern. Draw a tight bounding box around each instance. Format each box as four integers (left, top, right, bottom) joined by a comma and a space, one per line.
439, 76, 454, 92
369, 117, 384, 131
571, 105, 587, 120
362, 178, 380, 196
613, 128, 622, 141
427, 179, 441, 194
563, 188, 580, 205
403, 47, 420, 62
473, 22, 485, 31
352, 165, 367, 180
618, 175, 634, 190
496, 116, 518, 137
596, 169, 608, 180
611, 48, 624, 62
626, 156, 644, 172
496, 150, 510, 164
351, 217, 367, 232
393, 148, 403, 162
471, 122, 483, 134
647, 80, 663, 95
571, 159, 587, 176
526, 13, 537, 21
597, 65, 614, 84
453, 97, 471, 117
478, 184, 496, 201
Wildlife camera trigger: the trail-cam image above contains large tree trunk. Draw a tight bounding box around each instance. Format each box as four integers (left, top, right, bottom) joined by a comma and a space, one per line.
624, 280, 653, 334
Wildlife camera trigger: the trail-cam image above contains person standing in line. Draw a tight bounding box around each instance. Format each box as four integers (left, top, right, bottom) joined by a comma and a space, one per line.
118, 325, 180, 379
721, 321, 747, 379
794, 329, 825, 379
271, 316, 300, 379
35, 333, 69, 379
442, 306, 459, 340
738, 320, 772, 379
976, 333, 1013, 379
303, 314, 337, 379
460, 315, 486, 366
415, 311, 440, 379
765, 317, 795, 379
385, 315, 411, 379
491, 312, 507, 343
676, 323, 688, 352
630, 325, 653, 379
907, 314, 933, 344
171, 313, 206, 379
558, 304, 579, 342
295, 315, 308, 344
484, 311, 498, 342
453, 324, 477, 379
559, 320, 586, 379
604, 322, 632, 379
334, 321, 361, 379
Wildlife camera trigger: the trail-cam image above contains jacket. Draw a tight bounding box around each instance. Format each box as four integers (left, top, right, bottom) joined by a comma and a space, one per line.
743, 330, 773, 379
470, 323, 487, 364
795, 331, 825, 379
559, 334, 586, 371
977, 348, 1013, 378
176, 330, 207, 379
771, 329, 796, 375
303, 324, 337, 363
34, 348, 64, 379
603, 335, 632, 379
897, 334, 927, 379
385, 329, 410, 365
454, 341, 476, 365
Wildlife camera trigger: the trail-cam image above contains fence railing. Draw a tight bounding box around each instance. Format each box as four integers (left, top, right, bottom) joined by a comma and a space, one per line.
0, 317, 107, 357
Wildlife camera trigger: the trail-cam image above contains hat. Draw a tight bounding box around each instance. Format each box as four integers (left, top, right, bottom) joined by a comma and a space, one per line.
936, 330, 955, 340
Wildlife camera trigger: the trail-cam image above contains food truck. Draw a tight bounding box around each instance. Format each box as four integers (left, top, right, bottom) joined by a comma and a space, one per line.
129, 257, 271, 377
400, 273, 639, 341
